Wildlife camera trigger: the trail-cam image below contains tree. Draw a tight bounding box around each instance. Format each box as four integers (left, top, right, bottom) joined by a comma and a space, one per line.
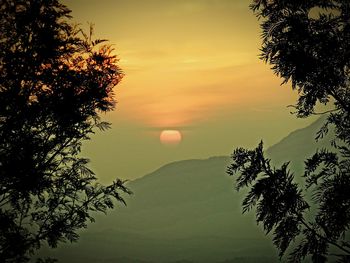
0, 1, 131, 262
227, 0, 350, 262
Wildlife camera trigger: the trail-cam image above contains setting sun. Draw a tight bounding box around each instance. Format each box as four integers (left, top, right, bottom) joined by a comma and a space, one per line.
160, 130, 182, 145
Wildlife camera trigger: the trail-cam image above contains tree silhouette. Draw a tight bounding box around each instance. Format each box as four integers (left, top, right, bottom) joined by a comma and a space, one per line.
0, 1, 131, 262
227, 1, 350, 262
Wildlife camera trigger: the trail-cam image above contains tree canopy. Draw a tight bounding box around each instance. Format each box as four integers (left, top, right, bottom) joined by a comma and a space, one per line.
0, 1, 130, 262
228, 0, 350, 262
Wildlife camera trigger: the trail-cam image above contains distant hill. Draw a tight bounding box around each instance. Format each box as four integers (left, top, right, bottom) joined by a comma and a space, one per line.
39, 116, 332, 263
266, 115, 331, 166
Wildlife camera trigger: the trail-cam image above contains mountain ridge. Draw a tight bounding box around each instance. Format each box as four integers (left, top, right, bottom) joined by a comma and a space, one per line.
131, 115, 330, 185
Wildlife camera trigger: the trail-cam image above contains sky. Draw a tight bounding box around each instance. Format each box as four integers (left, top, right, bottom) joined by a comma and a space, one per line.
64, 0, 318, 182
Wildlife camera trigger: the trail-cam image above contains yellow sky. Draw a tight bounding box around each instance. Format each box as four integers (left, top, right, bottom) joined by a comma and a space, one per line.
64, 0, 317, 181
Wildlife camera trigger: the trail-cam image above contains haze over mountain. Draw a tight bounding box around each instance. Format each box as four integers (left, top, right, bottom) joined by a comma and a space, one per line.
40, 117, 332, 263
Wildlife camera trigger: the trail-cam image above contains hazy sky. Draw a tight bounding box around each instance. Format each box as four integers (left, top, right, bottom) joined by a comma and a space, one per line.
64, 0, 317, 182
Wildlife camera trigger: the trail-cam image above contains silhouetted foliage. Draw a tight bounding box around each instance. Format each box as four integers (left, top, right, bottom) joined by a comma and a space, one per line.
0, 1, 131, 262
228, 0, 350, 262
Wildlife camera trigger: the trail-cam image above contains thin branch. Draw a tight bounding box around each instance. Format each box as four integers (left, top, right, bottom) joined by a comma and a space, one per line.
301, 219, 350, 255
311, 109, 338, 115
286, 105, 339, 115
328, 88, 350, 114
40, 137, 75, 169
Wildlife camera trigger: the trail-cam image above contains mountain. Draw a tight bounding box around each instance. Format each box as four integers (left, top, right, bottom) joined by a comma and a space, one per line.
266, 115, 333, 186
266, 115, 332, 168
39, 117, 332, 263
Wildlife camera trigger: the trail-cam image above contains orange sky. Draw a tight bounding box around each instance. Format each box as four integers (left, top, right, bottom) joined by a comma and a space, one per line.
64, 0, 317, 181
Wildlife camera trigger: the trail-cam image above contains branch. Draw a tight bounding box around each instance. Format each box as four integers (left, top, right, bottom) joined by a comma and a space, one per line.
311, 109, 338, 115
286, 105, 338, 115
40, 136, 75, 169
301, 219, 350, 255
33, 180, 66, 244
328, 88, 350, 114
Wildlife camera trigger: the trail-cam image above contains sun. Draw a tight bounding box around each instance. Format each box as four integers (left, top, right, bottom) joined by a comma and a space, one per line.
160, 130, 182, 145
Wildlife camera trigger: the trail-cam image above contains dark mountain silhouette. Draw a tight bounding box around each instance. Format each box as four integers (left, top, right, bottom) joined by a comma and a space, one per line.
39, 117, 331, 263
